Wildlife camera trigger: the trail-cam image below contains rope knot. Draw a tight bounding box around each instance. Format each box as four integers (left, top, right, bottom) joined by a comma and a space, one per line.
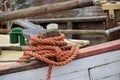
20, 33, 79, 80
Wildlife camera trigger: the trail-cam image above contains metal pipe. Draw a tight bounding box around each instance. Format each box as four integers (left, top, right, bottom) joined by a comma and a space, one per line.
13, 19, 42, 29
0, 0, 94, 22
105, 26, 120, 35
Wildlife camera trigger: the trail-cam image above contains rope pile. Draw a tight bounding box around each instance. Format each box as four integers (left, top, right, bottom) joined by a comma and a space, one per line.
20, 33, 79, 80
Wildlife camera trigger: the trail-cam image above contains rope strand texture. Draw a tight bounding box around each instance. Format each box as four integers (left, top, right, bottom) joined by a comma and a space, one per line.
20, 33, 79, 80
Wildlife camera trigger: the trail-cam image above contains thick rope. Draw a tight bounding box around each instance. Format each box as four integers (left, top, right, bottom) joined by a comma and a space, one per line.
20, 33, 79, 80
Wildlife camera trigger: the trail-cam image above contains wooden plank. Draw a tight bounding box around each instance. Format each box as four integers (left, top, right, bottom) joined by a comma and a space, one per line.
0, 29, 9, 34
0, 35, 19, 47
45, 70, 89, 80
64, 39, 89, 48
0, 50, 120, 80
29, 16, 106, 23
0, 39, 119, 75
0, 0, 93, 22
0, 51, 23, 66
70, 76, 90, 80
59, 30, 106, 35
90, 61, 120, 80
99, 74, 120, 80
0, 69, 89, 80
66, 21, 73, 38
76, 39, 120, 58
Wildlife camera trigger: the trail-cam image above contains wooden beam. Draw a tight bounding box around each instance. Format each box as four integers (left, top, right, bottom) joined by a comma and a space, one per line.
59, 30, 106, 35
29, 16, 106, 23
0, 29, 9, 34
0, 0, 93, 22
76, 39, 120, 58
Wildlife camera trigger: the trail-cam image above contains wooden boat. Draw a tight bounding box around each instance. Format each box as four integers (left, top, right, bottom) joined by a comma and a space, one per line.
0, 1, 120, 80
0, 37, 120, 80
0, 12, 120, 80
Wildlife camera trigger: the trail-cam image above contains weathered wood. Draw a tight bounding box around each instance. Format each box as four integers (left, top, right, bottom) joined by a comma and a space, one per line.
29, 16, 107, 45
29, 16, 106, 23
0, 0, 93, 22
90, 61, 120, 80
0, 50, 23, 66
0, 29, 106, 35
0, 39, 119, 76
59, 30, 106, 35
0, 50, 119, 80
0, 47, 22, 50
0, 29, 9, 34
66, 21, 73, 38
105, 10, 120, 41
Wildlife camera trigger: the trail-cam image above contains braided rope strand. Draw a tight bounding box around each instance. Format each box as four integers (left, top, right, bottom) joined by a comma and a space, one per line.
20, 33, 79, 80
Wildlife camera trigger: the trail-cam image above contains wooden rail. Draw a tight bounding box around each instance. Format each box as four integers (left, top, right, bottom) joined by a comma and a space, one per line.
29, 16, 106, 23
0, 0, 93, 22
59, 30, 106, 35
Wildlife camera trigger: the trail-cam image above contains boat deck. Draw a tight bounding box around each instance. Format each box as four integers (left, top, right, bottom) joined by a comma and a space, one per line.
0, 35, 19, 47
0, 35, 23, 66
0, 35, 90, 66
0, 50, 23, 66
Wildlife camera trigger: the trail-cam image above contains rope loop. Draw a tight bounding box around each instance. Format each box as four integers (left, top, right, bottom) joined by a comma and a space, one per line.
20, 33, 79, 80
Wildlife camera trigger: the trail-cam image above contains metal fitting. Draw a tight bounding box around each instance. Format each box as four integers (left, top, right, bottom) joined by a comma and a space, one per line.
102, 1, 120, 19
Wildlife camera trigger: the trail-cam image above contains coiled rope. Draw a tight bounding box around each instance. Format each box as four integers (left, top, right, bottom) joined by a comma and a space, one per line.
20, 33, 79, 80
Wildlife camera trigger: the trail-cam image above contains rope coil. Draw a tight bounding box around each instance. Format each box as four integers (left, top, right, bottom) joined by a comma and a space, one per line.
20, 33, 79, 80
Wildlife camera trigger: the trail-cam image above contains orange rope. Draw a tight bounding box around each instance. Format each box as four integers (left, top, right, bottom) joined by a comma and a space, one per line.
20, 33, 79, 80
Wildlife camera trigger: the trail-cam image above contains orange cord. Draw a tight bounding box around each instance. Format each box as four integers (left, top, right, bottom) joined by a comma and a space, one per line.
20, 33, 79, 80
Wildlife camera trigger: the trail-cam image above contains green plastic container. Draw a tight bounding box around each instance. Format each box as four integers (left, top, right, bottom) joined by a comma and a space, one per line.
9, 28, 26, 46
20, 34, 26, 46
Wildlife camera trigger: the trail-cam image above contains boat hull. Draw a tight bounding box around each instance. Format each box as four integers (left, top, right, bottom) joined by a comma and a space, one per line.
0, 50, 120, 80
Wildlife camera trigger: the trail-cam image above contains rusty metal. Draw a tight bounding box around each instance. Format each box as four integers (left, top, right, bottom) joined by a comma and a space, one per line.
0, 0, 94, 22
102, 1, 120, 40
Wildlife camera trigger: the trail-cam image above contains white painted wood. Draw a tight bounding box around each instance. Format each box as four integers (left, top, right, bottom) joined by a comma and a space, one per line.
0, 50, 120, 80
0, 35, 19, 47
99, 74, 120, 80
70, 76, 90, 80
42, 70, 89, 80
90, 61, 120, 80
51, 50, 120, 77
